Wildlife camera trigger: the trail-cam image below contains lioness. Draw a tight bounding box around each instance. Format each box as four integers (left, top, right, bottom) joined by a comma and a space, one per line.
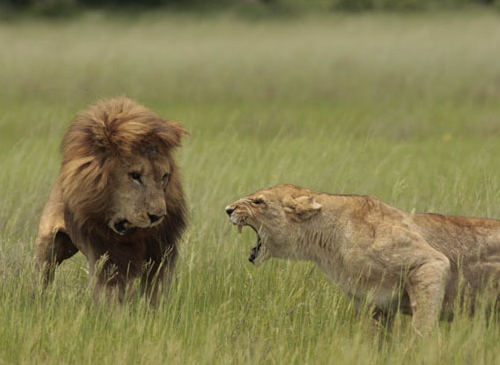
225, 184, 500, 334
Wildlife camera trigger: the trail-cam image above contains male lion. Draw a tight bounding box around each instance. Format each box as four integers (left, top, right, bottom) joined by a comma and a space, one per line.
225, 184, 500, 335
35, 97, 188, 304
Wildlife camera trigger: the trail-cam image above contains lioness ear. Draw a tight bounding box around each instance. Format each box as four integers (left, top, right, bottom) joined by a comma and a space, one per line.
283, 196, 322, 222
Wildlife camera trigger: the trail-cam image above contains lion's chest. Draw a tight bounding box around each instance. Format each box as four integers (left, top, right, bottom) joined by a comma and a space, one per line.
74, 233, 159, 276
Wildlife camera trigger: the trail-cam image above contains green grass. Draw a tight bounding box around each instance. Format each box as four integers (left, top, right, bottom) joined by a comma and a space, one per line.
1, 9, 500, 364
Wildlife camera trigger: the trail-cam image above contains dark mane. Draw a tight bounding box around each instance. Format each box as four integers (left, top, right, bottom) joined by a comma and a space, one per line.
64, 199, 187, 282
59, 96, 187, 226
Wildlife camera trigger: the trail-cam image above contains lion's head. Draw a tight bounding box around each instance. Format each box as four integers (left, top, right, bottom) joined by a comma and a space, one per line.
225, 184, 322, 265
59, 97, 187, 235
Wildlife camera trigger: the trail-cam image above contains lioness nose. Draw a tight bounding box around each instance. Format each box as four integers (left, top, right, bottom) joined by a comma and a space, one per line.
148, 214, 162, 223
225, 207, 235, 216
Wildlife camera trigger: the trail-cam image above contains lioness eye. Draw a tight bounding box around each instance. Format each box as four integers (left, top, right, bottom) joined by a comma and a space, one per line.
129, 172, 142, 183
162, 173, 170, 183
252, 199, 264, 205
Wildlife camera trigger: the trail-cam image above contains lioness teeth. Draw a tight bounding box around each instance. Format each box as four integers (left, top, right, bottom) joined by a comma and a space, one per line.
238, 224, 242, 234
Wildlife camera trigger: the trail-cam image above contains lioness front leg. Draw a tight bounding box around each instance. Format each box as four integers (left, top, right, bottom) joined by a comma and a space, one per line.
368, 227, 451, 335
406, 257, 450, 336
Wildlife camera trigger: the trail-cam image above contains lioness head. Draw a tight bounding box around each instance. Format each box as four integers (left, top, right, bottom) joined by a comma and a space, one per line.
225, 184, 322, 265
59, 97, 187, 234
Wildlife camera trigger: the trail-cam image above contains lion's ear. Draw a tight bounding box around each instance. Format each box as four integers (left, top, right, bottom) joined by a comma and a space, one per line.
283, 196, 322, 222
167, 120, 189, 145
156, 120, 189, 149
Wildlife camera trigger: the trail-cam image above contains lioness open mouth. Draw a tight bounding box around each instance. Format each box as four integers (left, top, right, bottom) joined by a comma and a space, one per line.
235, 223, 261, 263
249, 237, 262, 263
114, 219, 136, 235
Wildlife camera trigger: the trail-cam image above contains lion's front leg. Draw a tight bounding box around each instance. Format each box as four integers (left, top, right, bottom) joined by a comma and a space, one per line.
141, 271, 163, 308
141, 246, 178, 307
35, 229, 78, 286
141, 263, 175, 307
88, 255, 128, 304
35, 182, 79, 286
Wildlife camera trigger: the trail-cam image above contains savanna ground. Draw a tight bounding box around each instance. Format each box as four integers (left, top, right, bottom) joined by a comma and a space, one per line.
1, 8, 500, 364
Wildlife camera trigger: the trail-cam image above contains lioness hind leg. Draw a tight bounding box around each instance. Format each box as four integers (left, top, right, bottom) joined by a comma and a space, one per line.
406, 257, 451, 336
373, 307, 395, 331
34, 230, 78, 286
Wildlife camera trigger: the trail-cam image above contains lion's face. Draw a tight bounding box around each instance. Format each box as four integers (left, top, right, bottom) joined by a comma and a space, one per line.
225, 185, 322, 266
59, 97, 187, 233
107, 152, 171, 235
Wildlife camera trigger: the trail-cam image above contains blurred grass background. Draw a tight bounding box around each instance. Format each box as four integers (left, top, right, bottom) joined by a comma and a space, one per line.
1, 0, 500, 15
1, 6, 500, 364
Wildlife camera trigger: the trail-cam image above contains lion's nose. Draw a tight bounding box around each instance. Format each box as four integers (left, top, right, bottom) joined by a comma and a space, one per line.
148, 214, 163, 223
225, 207, 235, 216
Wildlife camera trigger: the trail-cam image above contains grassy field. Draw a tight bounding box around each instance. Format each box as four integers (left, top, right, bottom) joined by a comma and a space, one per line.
1, 9, 500, 364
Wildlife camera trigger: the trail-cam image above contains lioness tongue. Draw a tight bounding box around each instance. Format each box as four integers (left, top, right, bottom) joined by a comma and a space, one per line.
238, 224, 242, 234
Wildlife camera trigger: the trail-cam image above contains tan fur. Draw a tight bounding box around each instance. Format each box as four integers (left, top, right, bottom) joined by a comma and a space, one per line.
35, 97, 188, 304
226, 184, 500, 335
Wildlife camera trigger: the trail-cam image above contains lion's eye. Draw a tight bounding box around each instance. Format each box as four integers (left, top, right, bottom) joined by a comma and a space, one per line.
252, 199, 264, 205
129, 172, 142, 183
162, 173, 170, 183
